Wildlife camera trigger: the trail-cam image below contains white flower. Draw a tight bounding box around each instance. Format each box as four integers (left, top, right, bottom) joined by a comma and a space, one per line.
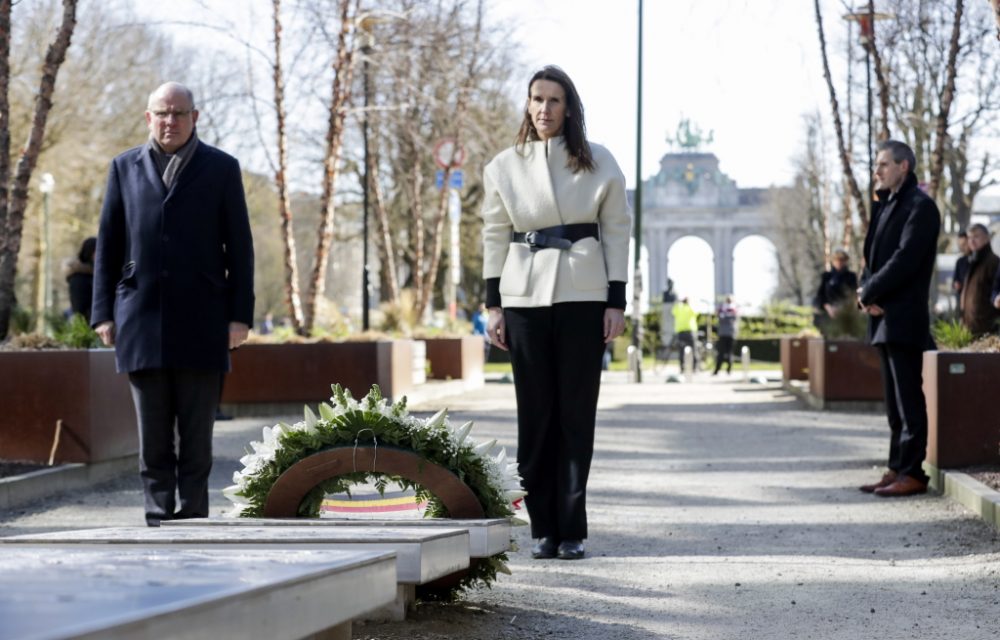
304, 406, 319, 429
454, 421, 473, 446
222, 484, 250, 506
473, 439, 496, 455
425, 408, 447, 429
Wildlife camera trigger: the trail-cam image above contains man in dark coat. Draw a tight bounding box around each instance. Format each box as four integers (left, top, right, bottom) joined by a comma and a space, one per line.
813, 248, 858, 332
952, 231, 970, 314
92, 82, 254, 525
856, 140, 940, 498
960, 224, 1000, 336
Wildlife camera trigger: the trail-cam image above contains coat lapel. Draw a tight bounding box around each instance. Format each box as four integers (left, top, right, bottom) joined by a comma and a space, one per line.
136, 146, 167, 200
504, 140, 562, 230
165, 141, 208, 202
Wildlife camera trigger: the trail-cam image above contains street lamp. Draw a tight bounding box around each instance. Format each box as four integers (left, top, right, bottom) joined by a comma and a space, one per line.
36, 172, 55, 334
632, 0, 644, 383
843, 6, 893, 205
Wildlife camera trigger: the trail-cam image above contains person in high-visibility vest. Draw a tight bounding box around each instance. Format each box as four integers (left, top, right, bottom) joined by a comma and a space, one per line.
672, 297, 699, 372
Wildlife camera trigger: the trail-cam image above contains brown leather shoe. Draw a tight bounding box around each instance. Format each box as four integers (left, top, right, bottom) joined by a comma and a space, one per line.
859, 471, 897, 493
874, 475, 927, 497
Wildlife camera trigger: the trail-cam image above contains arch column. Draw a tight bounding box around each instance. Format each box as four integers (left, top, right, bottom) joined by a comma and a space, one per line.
713, 225, 734, 299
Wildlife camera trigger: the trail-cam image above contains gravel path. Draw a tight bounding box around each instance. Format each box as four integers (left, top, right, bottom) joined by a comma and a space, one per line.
3, 374, 999, 639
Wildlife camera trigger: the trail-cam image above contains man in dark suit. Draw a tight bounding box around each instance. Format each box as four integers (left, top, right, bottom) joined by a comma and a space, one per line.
857, 140, 939, 498
92, 82, 254, 525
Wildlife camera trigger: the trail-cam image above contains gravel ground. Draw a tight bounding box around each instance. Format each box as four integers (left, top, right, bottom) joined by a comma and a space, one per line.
2, 372, 999, 639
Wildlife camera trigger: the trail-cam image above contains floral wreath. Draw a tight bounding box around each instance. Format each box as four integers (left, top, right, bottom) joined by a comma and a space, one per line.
223, 384, 525, 596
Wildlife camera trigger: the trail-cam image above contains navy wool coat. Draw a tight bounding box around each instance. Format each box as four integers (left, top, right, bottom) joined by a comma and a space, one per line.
92, 141, 255, 373
859, 172, 940, 348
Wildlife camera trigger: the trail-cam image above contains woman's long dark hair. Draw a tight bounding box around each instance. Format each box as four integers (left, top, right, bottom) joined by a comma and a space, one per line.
515, 65, 594, 173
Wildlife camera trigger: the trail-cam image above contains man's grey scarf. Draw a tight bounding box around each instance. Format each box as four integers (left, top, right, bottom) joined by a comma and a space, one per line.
147, 130, 199, 189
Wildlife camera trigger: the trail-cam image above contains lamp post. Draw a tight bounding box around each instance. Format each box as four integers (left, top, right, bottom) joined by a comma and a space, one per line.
631, 0, 644, 383
843, 6, 892, 205
37, 172, 55, 334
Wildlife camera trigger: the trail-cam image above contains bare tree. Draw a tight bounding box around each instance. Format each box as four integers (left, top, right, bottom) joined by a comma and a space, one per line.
814, 0, 869, 245
866, 0, 891, 140
302, 0, 360, 331
927, 0, 964, 204
0, 0, 77, 340
270, 0, 305, 333
355, 0, 515, 324
413, 0, 483, 319
773, 115, 833, 305
878, 0, 998, 235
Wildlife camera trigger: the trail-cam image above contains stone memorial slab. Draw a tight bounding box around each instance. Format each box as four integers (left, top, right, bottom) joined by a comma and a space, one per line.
161, 516, 511, 557
0, 547, 395, 640
2, 525, 469, 586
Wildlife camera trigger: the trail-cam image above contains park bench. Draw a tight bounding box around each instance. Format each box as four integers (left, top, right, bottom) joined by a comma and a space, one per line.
0, 547, 395, 640
1, 524, 470, 621
161, 516, 512, 558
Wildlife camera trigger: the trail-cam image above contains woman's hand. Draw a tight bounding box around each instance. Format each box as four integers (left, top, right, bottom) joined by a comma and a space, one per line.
604, 308, 626, 344
487, 307, 508, 351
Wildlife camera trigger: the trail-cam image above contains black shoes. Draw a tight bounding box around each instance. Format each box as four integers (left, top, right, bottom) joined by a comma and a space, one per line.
531, 536, 559, 559
557, 539, 585, 560
531, 537, 586, 560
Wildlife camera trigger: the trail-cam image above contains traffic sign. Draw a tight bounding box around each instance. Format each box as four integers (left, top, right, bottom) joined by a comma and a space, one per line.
433, 138, 466, 169
435, 169, 463, 190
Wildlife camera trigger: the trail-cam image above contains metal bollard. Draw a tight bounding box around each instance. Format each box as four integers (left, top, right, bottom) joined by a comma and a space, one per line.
741, 345, 751, 382
683, 346, 694, 383
627, 345, 639, 383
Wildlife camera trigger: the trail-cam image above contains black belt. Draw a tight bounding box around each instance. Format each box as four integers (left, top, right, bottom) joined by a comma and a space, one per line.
511, 223, 599, 250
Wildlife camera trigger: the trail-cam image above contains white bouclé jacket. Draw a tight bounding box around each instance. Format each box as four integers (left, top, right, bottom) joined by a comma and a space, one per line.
480, 136, 632, 308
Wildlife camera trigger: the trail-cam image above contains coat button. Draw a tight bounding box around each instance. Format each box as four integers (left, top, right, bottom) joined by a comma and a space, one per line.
162, 235, 169, 243
161, 270, 169, 278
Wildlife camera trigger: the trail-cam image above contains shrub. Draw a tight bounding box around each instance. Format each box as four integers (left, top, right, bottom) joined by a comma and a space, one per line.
933, 319, 974, 350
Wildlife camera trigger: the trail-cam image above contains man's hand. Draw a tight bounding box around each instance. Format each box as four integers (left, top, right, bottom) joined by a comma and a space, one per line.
861, 303, 885, 317
95, 321, 115, 347
994, 294, 1000, 310
823, 303, 837, 318
229, 322, 250, 350
604, 308, 626, 344
486, 307, 508, 351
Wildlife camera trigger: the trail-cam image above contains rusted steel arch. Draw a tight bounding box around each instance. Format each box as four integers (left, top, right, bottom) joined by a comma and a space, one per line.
262, 445, 486, 519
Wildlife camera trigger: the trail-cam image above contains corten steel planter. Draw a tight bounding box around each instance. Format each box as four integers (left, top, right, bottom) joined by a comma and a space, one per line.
780, 336, 810, 381
0, 349, 137, 464
222, 340, 414, 406
923, 350, 1000, 469
423, 336, 485, 382
807, 338, 884, 403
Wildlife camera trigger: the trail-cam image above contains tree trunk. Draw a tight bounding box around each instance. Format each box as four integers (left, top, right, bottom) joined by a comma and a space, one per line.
867, 0, 891, 140
367, 118, 399, 305
303, 0, 359, 332
813, 0, 869, 235
0, 0, 12, 254
928, 0, 964, 205
271, 0, 305, 334
0, 0, 77, 340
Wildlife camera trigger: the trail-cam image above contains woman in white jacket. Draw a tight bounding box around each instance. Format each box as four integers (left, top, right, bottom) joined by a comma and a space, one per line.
481, 66, 631, 560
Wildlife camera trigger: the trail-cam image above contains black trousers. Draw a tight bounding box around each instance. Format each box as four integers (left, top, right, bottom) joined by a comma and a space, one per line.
505, 302, 605, 541
714, 336, 734, 374
876, 344, 929, 483
128, 368, 222, 525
